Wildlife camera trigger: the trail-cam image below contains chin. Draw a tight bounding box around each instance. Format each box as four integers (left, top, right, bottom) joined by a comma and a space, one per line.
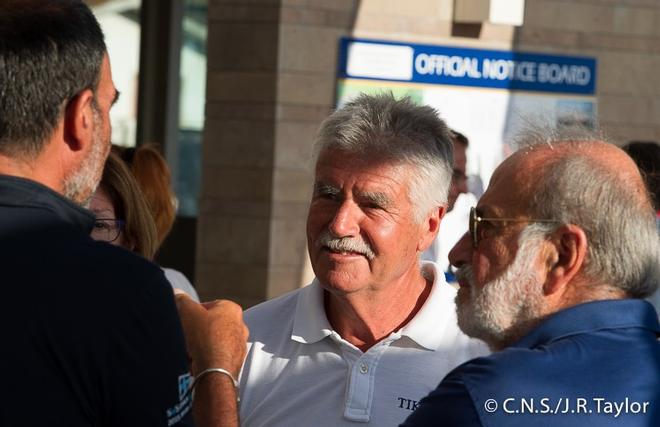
318, 276, 357, 294
316, 268, 367, 296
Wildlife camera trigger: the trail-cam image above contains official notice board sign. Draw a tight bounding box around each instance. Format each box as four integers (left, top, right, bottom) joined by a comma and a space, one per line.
336, 37, 598, 188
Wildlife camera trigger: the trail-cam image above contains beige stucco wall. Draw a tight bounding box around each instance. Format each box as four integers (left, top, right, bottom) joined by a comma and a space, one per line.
516, 0, 660, 142
196, 0, 660, 306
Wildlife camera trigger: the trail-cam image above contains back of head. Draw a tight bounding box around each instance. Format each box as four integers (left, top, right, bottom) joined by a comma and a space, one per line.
101, 152, 158, 260
314, 93, 454, 222
622, 141, 660, 211
514, 126, 660, 299
113, 144, 176, 247
0, 0, 106, 159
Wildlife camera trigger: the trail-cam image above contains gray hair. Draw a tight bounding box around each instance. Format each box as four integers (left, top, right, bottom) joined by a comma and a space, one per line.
0, 0, 106, 159
313, 93, 453, 222
514, 126, 660, 298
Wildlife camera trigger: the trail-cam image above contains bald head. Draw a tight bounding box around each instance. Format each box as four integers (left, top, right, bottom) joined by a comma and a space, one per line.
498, 130, 660, 299
505, 140, 652, 210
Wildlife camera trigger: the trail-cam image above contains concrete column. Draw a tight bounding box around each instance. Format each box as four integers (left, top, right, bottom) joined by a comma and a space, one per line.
196, 0, 360, 306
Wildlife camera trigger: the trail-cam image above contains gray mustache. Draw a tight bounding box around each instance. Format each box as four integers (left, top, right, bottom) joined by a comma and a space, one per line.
455, 265, 475, 285
316, 231, 376, 260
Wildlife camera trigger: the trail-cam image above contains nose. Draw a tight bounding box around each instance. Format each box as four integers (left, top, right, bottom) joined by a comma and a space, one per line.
328, 199, 361, 238
448, 231, 471, 269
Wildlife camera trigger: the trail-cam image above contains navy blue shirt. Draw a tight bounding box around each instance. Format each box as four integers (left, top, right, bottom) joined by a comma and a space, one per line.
402, 299, 660, 426
0, 176, 194, 426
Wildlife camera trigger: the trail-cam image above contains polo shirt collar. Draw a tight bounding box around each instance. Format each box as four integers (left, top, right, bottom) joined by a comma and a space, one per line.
290, 262, 456, 350
0, 175, 95, 233
512, 299, 660, 350
291, 279, 335, 344
399, 262, 456, 350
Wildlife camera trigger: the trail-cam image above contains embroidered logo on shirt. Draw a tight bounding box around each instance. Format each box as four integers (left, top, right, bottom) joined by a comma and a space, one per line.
397, 397, 420, 411
166, 373, 193, 426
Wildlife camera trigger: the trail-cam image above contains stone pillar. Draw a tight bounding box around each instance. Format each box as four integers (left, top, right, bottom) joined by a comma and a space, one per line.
196, 0, 360, 306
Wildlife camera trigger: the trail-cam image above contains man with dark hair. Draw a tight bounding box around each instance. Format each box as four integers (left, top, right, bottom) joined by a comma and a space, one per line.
402, 130, 660, 426
0, 1, 246, 426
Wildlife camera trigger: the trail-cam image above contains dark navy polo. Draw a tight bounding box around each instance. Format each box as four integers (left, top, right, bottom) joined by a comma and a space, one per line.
0, 175, 194, 426
402, 299, 660, 426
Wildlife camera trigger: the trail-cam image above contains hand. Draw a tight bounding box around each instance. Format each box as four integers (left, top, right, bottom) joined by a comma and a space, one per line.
175, 294, 249, 378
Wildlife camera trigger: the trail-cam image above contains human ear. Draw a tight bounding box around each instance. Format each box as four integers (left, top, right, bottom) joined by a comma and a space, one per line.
417, 205, 446, 252
543, 225, 588, 295
63, 88, 95, 153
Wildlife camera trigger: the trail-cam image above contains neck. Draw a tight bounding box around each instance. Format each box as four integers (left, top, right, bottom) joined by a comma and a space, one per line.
324, 269, 431, 352
487, 282, 627, 352
0, 154, 34, 179
0, 148, 65, 195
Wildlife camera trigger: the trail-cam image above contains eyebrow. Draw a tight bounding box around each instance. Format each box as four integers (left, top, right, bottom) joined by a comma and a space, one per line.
313, 181, 392, 208
92, 208, 113, 216
358, 191, 391, 208
314, 182, 339, 194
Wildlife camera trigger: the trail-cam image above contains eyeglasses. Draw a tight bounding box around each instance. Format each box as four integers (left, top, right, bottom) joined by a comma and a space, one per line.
91, 218, 125, 243
469, 207, 558, 247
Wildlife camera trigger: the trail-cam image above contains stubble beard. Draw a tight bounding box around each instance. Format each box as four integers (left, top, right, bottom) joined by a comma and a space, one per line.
63, 108, 108, 207
455, 232, 547, 350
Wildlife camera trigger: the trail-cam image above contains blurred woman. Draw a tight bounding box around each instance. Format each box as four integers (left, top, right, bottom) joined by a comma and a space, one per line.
113, 144, 200, 301
90, 151, 200, 301
114, 144, 177, 246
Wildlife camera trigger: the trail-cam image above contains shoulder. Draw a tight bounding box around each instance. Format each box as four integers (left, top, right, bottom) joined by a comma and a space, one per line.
458, 346, 545, 383
401, 365, 482, 427
85, 241, 169, 296
244, 287, 304, 332
49, 238, 176, 320
444, 343, 584, 404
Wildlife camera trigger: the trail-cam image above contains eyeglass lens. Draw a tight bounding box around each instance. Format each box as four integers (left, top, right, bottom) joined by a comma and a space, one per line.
91, 219, 122, 242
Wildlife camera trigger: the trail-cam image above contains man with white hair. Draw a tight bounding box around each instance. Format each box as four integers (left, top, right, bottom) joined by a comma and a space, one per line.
238, 93, 488, 426
402, 130, 660, 426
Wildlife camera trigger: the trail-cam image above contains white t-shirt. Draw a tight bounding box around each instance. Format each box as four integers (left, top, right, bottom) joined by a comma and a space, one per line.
239, 262, 489, 427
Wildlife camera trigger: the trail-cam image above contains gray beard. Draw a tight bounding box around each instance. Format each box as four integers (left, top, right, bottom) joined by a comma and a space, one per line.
455, 229, 547, 350
63, 112, 107, 206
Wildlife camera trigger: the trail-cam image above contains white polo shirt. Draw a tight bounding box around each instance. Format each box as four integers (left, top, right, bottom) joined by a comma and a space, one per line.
239, 262, 489, 427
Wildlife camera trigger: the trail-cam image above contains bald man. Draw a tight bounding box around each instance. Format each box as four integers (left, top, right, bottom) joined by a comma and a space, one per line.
402, 129, 660, 426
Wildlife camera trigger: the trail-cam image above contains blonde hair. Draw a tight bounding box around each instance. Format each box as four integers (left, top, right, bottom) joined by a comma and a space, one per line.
100, 151, 159, 260
113, 144, 176, 248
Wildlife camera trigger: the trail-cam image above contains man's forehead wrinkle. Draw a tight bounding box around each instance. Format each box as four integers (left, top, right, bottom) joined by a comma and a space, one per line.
315, 164, 408, 189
